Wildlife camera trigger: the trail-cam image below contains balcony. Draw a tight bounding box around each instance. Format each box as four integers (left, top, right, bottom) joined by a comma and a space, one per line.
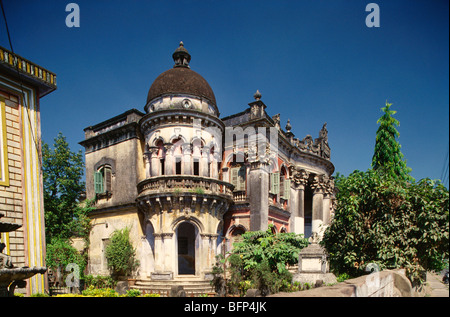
137, 175, 234, 201
0, 46, 57, 97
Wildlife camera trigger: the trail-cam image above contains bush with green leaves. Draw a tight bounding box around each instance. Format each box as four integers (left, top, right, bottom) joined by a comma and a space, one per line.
105, 227, 139, 278
81, 285, 118, 297
46, 237, 87, 282
83, 274, 116, 289
321, 170, 449, 286
226, 225, 308, 295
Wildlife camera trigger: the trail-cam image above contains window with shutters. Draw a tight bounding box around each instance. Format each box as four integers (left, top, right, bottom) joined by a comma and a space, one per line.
230, 165, 246, 192
280, 168, 290, 200
282, 178, 290, 200
94, 165, 112, 196
269, 172, 280, 195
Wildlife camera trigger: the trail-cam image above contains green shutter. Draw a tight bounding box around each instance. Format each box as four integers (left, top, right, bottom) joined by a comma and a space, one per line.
94, 171, 104, 194
283, 179, 290, 200
270, 172, 280, 194
273, 172, 279, 194
104, 167, 112, 192
231, 167, 238, 191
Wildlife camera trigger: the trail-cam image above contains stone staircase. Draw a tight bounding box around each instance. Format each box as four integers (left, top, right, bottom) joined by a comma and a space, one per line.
130, 275, 215, 297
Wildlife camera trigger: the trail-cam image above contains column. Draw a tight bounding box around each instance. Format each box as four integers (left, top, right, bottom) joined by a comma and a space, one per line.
297, 184, 306, 235
311, 174, 325, 238
323, 192, 331, 225
182, 143, 192, 175
200, 146, 210, 177
291, 169, 309, 235
164, 143, 174, 175
249, 161, 269, 231
200, 233, 212, 275
162, 233, 175, 274
323, 177, 334, 226
210, 151, 219, 179
149, 146, 159, 177
153, 233, 163, 272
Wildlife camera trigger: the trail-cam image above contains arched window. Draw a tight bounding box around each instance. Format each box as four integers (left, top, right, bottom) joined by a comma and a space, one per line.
230, 165, 246, 191
94, 165, 112, 194
231, 227, 246, 244
192, 138, 202, 176
156, 140, 165, 175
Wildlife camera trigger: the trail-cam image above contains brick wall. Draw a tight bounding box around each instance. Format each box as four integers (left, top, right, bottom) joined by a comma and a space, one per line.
0, 90, 25, 267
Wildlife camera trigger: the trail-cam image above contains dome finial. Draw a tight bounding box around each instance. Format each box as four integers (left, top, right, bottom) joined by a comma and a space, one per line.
173, 41, 191, 68
285, 119, 292, 132
253, 89, 261, 100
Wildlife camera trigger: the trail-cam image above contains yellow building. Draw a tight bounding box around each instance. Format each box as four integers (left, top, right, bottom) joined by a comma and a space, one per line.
0, 46, 56, 295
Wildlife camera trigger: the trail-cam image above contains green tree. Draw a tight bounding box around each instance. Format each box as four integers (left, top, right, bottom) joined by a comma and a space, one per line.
371, 101, 413, 182
321, 170, 449, 286
105, 228, 139, 278
42, 132, 86, 243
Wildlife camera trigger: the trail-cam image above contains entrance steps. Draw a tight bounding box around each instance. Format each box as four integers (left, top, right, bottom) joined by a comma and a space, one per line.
131, 275, 214, 297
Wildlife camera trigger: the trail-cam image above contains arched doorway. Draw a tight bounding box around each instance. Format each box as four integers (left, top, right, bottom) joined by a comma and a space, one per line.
177, 222, 197, 275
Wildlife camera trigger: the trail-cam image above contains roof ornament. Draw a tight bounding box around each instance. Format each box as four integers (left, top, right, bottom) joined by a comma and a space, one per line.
285, 119, 292, 132
172, 41, 191, 68
253, 89, 262, 100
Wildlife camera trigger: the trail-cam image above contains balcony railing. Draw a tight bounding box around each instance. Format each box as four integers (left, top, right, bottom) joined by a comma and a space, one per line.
137, 175, 234, 199
0, 46, 57, 89
232, 190, 247, 202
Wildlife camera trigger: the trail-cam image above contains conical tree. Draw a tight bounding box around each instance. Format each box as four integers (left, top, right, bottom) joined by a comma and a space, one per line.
371, 101, 413, 182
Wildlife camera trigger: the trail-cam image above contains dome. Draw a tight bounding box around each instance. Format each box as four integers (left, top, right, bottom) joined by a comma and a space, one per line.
146, 67, 216, 106
146, 42, 217, 107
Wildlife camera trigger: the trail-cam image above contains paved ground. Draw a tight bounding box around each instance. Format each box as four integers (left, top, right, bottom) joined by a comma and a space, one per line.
424, 271, 449, 297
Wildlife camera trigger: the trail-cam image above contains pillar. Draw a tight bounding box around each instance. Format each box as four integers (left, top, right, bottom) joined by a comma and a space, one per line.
200, 145, 210, 177
311, 174, 326, 238
164, 143, 174, 175
149, 146, 159, 177
249, 161, 269, 231
200, 233, 214, 276
312, 188, 323, 235
162, 233, 175, 274
182, 143, 192, 175
323, 195, 331, 225
153, 233, 163, 272
291, 169, 309, 235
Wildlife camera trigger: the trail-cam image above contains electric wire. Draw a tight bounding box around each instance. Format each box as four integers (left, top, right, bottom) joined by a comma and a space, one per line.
1, 0, 43, 168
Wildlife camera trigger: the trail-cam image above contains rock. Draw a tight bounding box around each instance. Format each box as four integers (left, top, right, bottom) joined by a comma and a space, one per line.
245, 289, 261, 297
115, 281, 129, 295
170, 285, 186, 297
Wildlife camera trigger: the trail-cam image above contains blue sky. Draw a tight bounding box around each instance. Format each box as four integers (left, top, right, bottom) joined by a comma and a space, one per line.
1, 0, 448, 185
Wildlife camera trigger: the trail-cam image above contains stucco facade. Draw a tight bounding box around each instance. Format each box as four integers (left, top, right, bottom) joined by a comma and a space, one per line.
80, 43, 335, 284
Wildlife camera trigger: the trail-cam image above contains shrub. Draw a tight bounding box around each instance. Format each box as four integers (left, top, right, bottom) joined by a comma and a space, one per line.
125, 289, 142, 297
226, 225, 308, 296
81, 285, 118, 297
83, 274, 116, 289
46, 237, 87, 282
105, 227, 139, 278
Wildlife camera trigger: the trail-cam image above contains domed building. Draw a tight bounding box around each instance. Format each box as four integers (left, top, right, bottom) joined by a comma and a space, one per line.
80, 42, 335, 293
